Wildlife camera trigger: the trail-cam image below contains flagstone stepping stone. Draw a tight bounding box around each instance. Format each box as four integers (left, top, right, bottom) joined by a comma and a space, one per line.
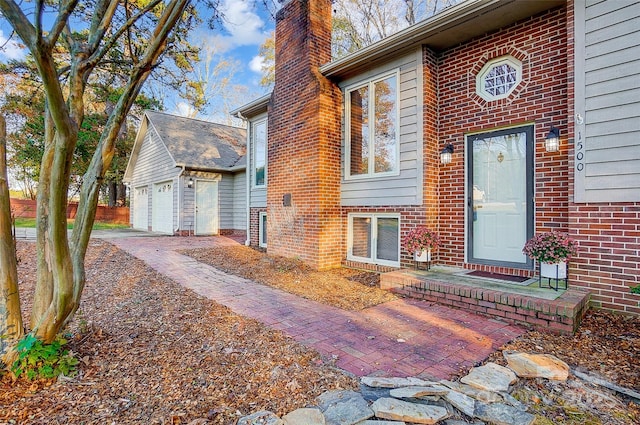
443, 389, 476, 417
317, 390, 374, 425
282, 408, 325, 425
238, 410, 284, 425
439, 380, 502, 403
499, 392, 528, 412
475, 402, 535, 425
460, 363, 517, 392
504, 351, 570, 381
389, 385, 449, 399
371, 398, 449, 424
361, 377, 434, 388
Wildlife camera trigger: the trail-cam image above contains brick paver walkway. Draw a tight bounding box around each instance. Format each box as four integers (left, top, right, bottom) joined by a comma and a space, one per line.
109, 235, 524, 379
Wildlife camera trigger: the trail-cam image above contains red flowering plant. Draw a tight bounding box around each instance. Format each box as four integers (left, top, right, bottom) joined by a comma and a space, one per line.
403, 226, 441, 253
522, 231, 578, 264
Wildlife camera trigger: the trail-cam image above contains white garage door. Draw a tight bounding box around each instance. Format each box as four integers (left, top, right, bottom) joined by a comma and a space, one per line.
132, 186, 149, 230
152, 181, 174, 234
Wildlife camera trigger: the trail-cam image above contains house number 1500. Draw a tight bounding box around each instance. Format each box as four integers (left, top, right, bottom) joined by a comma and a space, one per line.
575, 132, 584, 172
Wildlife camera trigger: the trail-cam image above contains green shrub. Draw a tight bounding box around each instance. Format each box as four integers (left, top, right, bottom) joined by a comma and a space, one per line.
11, 334, 79, 380
631, 284, 640, 295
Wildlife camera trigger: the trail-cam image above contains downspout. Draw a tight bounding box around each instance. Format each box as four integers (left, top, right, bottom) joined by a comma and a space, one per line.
236, 110, 251, 246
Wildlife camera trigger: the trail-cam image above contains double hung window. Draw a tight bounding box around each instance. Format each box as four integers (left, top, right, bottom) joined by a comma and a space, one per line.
253, 119, 267, 187
346, 72, 399, 179
347, 214, 400, 267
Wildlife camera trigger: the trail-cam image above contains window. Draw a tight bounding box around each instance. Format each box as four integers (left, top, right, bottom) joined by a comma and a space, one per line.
346, 72, 399, 179
347, 213, 400, 267
476, 56, 522, 101
259, 211, 267, 248
253, 119, 267, 187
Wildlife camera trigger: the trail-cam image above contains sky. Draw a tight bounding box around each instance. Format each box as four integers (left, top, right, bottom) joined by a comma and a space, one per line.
0, 0, 276, 120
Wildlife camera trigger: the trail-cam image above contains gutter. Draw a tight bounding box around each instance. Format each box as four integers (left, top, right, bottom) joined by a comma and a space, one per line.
230, 93, 271, 118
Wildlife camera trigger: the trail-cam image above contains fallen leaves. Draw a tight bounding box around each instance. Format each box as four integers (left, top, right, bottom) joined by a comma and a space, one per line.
181, 246, 396, 311
1, 241, 357, 424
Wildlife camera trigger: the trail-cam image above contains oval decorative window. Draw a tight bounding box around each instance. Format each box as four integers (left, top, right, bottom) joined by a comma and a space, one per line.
476, 56, 522, 101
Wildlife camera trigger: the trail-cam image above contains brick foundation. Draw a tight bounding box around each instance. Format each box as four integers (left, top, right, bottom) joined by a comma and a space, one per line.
382, 270, 590, 334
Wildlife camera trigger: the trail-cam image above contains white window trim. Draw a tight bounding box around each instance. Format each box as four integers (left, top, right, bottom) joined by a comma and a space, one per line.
258, 211, 267, 248
344, 70, 401, 181
347, 213, 400, 267
476, 56, 522, 102
252, 117, 267, 189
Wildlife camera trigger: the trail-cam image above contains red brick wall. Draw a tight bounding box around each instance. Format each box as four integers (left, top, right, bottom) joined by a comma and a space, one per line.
267, 0, 343, 270
249, 207, 266, 247
568, 204, 640, 314
435, 6, 569, 277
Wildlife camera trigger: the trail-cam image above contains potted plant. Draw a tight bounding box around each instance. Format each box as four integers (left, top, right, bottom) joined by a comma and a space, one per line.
522, 231, 578, 279
403, 226, 440, 266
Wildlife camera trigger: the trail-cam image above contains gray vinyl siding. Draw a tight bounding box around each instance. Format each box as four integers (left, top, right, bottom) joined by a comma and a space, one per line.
574, 0, 640, 202
219, 174, 235, 231
130, 126, 180, 231
182, 177, 195, 231
340, 49, 423, 206
233, 171, 247, 230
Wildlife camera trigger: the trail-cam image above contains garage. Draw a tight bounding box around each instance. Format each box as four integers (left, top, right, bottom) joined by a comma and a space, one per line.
152, 181, 174, 234
132, 186, 149, 230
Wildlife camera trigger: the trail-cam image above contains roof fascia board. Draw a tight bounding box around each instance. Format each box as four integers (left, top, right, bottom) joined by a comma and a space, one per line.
231, 93, 271, 118
123, 113, 150, 182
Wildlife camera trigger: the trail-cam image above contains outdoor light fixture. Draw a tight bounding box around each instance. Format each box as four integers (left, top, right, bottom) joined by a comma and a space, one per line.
187, 177, 194, 188
440, 144, 454, 165
545, 127, 560, 152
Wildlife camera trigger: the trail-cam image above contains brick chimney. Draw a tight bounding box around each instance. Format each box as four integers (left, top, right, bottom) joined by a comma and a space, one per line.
267, 0, 342, 270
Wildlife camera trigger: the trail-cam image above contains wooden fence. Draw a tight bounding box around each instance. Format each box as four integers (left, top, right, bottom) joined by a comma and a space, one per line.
10, 198, 130, 224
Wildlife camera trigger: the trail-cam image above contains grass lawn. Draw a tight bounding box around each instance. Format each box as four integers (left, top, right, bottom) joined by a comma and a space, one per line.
13, 217, 129, 230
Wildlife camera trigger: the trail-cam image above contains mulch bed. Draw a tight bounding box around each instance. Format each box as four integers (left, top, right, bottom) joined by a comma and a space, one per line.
0, 241, 357, 424
181, 245, 396, 311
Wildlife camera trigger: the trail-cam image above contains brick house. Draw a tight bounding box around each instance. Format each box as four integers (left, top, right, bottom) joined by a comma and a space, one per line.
232, 0, 639, 319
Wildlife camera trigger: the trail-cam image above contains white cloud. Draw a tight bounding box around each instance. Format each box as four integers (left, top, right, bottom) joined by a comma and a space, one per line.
249, 55, 265, 73
0, 29, 26, 60
213, 0, 269, 52
174, 102, 196, 118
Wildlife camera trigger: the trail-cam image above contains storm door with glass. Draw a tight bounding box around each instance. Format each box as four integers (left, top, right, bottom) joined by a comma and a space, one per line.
467, 126, 534, 268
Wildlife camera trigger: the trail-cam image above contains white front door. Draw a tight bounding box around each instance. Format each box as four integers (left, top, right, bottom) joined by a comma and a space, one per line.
468, 126, 533, 267
152, 181, 174, 234
195, 180, 219, 235
132, 186, 148, 230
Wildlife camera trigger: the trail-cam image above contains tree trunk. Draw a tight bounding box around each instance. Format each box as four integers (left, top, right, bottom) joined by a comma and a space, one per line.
0, 114, 23, 366
108, 180, 117, 207
117, 183, 127, 207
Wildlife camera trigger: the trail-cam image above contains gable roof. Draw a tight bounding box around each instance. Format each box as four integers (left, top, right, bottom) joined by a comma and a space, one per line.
124, 111, 246, 181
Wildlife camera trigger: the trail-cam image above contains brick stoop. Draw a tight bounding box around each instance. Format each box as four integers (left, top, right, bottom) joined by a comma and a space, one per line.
381, 270, 591, 335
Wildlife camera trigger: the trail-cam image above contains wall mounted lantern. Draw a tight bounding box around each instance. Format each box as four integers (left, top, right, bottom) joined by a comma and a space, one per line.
187, 177, 194, 188
440, 144, 454, 165
545, 127, 560, 152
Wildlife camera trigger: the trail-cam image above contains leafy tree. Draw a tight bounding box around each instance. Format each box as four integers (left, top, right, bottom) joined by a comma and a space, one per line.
0, 74, 160, 202
255, 0, 462, 86
0, 0, 217, 368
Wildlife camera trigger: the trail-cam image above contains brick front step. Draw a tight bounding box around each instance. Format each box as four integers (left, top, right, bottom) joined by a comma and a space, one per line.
381, 269, 591, 334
